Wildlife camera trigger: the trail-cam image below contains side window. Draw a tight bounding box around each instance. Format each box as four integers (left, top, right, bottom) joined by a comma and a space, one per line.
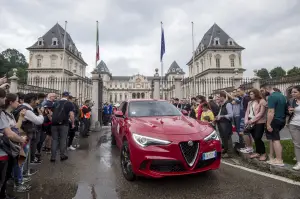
121, 102, 128, 115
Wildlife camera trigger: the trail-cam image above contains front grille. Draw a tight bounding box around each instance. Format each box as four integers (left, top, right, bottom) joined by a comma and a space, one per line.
179, 141, 199, 167
150, 160, 186, 172
195, 152, 221, 169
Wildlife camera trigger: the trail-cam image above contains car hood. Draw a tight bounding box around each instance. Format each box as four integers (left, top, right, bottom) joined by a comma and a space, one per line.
129, 116, 211, 137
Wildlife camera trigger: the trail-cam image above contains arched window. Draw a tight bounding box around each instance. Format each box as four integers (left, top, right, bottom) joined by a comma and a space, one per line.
132, 93, 136, 99
227, 38, 234, 46
52, 37, 58, 46
214, 37, 220, 45
196, 62, 199, 73
141, 93, 145, 99
38, 37, 44, 46
229, 54, 236, 67
215, 54, 221, 68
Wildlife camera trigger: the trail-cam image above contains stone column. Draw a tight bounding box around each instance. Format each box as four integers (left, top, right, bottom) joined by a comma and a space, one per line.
90, 70, 101, 131
70, 75, 78, 97
252, 77, 261, 90
233, 77, 242, 89
174, 75, 182, 99
9, 68, 18, 93
153, 68, 160, 99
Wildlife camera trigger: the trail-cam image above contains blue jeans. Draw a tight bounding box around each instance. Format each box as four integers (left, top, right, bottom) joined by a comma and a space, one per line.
13, 143, 30, 184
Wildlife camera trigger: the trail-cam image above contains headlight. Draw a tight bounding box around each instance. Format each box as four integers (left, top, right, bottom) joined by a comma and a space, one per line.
132, 133, 171, 147
204, 130, 220, 141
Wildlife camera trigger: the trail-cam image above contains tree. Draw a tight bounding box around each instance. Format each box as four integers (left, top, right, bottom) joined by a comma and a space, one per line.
0, 48, 28, 79
269, 66, 286, 79
287, 66, 300, 76
255, 68, 270, 79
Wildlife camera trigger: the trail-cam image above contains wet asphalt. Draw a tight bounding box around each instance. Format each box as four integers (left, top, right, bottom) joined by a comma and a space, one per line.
9, 127, 300, 199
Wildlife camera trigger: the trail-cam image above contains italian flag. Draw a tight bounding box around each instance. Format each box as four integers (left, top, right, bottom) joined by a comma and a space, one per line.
96, 21, 100, 62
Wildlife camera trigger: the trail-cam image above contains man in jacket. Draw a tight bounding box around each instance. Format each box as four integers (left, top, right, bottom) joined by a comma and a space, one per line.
80, 100, 92, 137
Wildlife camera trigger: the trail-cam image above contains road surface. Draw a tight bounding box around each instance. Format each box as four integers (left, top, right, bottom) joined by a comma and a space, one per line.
9, 127, 300, 199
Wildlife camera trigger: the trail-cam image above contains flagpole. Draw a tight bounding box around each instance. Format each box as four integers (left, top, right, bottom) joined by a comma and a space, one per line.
62, 20, 67, 92
96, 21, 99, 68
160, 22, 164, 100
192, 21, 195, 98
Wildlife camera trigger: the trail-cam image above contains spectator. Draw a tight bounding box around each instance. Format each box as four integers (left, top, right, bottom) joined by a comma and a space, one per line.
244, 89, 267, 161
263, 84, 287, 166
287, 85, 300, 170
16, 92, 25, 104
50, 92, 75, 162
189, 97, 197, 119
196, 95, 207, 120
67, 95, 77, 150
237, 86, 252, 153
215, 91, 234, 158
80, 100, 92, 137
200, 103, 214, 123
173, 98, 181, 109
208, 96, 219, 117
0, 89, 28, 196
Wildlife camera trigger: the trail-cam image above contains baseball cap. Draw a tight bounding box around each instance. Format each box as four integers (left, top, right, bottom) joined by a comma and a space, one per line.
62, 91, 70, 97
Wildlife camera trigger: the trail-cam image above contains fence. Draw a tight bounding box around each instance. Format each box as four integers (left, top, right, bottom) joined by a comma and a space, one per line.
9, 76, 93, 105
157, 74, 300, 100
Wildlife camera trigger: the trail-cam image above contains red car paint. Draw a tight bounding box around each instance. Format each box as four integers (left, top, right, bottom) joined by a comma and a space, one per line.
111, 99, 221, 179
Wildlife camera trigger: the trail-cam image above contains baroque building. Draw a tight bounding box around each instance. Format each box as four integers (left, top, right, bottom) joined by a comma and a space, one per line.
26, 23, 92, 101
183, 23, 245, 98
96, 60, 185, 103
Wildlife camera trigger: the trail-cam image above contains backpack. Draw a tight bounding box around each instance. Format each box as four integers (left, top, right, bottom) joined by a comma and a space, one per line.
12, 105, 36, 138
51, 101, 68, 125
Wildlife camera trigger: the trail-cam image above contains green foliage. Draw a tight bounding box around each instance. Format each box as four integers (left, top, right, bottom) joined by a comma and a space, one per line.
287, 66, 300, 76
269, 66, 286, 79
0, 48, 28, 78
263, 140, 296, 165
256, 68, 270, 79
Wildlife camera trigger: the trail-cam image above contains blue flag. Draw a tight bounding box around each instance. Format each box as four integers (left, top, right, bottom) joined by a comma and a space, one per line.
160, 25, 165, 62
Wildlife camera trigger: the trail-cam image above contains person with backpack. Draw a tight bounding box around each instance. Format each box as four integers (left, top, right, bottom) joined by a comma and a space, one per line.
50, 92, 75, 162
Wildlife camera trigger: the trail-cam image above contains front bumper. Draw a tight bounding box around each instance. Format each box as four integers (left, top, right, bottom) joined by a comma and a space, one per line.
129, 137, 221, 178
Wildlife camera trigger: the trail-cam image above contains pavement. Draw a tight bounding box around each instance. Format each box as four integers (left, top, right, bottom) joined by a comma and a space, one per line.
8, 127, 300, 199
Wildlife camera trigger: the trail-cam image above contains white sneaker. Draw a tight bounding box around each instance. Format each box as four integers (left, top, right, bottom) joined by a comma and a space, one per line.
68, 146, 76, 151
292, 162, 300, 171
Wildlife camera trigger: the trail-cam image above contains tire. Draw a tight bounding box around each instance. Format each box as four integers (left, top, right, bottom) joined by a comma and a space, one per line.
120, 141, 136, 181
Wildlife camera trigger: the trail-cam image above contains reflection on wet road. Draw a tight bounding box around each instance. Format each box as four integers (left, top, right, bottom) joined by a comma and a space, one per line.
10, 127, 300, 199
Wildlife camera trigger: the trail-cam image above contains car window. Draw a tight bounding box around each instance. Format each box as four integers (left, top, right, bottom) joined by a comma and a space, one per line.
128, 101, 181, 117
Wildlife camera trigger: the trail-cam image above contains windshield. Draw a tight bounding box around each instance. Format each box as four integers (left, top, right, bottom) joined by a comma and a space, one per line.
128, 101, 182, 117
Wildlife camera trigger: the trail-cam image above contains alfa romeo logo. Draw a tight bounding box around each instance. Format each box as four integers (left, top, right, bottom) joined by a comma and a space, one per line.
188, 141, 193, 146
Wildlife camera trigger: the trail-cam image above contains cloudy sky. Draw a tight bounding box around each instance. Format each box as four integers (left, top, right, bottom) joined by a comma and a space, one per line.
1, 0, 299, 77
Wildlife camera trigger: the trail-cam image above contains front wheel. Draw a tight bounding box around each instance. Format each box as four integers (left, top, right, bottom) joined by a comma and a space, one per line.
120, 141, 136, 181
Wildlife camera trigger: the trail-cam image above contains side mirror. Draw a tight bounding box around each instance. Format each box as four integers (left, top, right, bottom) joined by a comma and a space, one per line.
181, 109, 188, 116
115, 110, 124, 117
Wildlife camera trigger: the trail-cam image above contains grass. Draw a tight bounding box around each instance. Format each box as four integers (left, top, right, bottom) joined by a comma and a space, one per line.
254, 140, 296, 165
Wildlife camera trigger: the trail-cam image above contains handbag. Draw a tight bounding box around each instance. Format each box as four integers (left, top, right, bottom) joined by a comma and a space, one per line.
245, 102, 256, 132
0, 133, 21, 158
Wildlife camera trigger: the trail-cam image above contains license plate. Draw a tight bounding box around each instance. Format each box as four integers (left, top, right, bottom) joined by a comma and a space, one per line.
202, 151, 216, 160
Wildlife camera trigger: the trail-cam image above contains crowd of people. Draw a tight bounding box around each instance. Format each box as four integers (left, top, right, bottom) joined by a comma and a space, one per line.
171, 84, 300, 171
0, 77, 92, 198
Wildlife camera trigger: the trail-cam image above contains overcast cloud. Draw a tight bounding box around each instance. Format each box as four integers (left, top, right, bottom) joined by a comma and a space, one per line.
1, 0, 299, 77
